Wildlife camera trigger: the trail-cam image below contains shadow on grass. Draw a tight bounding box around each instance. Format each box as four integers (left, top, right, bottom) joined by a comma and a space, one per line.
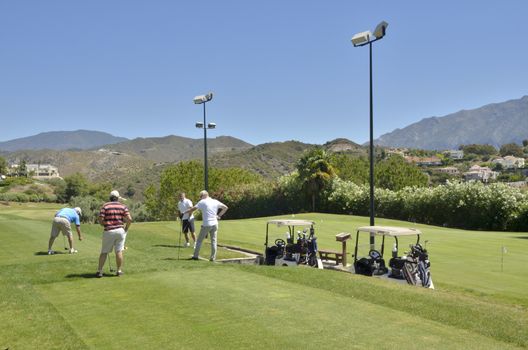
162, 257, 200, 262
34, 251, 66, 256
65, 273, 117, 279
153, 244, 186, 249
511, 236, 528, 240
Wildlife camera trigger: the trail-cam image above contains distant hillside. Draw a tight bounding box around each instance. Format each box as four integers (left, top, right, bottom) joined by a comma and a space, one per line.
0, 136, 366, 200
104, 135, 253, 162
375, 95, 528, 150
323, 138, 366, 155
211, 140, 315, 178
0, 130, 128, 151
210, 138, 366, 179
1, 149, 152, 181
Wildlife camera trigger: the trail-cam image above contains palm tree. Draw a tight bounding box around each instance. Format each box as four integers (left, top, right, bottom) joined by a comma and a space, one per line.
296, 148, 335, 212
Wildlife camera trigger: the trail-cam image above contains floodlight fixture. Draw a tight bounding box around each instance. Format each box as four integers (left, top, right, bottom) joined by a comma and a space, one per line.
207, 122, 216, 129
351, 31, 372, 47
193, 92, 213, 104
195, 122, 204, 128
373, 21, 388, 39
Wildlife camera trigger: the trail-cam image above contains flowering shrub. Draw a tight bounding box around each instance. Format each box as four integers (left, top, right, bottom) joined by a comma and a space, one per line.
324, 178, 528, 231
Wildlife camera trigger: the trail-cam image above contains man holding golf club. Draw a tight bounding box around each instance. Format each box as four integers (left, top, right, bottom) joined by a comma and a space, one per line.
177, 192, 196, 248
185, 190, 228, 261
96, 190, 132, 278
48, 207, 83, 254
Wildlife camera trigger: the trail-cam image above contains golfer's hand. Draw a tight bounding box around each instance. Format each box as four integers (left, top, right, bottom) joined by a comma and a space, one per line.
78, 235, 83, 241
217, 215, 221, 220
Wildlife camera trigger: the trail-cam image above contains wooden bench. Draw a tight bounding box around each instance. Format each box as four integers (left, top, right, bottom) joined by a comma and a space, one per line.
318, 232, 352, 266
318, 249, 344, 265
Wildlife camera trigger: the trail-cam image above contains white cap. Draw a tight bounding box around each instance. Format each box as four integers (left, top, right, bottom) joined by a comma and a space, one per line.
74, 207, 82, 216
110, 190, 126, 201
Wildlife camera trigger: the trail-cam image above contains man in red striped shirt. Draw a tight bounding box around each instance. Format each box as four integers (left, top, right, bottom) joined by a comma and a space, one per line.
96, 190, 132, 278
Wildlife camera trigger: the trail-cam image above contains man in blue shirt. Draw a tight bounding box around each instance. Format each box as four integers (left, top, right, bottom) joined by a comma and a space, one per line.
48, 207, 84, 254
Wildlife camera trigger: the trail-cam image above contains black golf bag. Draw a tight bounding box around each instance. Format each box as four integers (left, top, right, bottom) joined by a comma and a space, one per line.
402, 244, 432, 288
354, 250, 388, 276
388, 257, 406, 279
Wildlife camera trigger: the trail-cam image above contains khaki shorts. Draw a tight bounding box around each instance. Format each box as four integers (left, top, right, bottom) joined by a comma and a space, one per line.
50, 217, 73, 238
101, 228, 127, 254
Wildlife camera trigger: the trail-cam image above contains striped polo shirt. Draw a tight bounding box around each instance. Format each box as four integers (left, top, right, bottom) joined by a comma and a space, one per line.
99, 201, 129, 231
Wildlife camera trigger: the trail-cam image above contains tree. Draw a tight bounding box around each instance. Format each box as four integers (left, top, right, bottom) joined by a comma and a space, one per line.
0, 156, 7, 175
329, 154, 369, 185
374, 155, 428, 191
500, 143, 524, 157
18, 160, 27, 177
523, 139, 528, 147
460, 144, 497, 157
296, 147, 336, 212
56, 173, 89, 202
150, 161, 263, 220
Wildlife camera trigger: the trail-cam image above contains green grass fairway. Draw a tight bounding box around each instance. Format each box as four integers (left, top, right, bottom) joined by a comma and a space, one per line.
1, 203, 528, 349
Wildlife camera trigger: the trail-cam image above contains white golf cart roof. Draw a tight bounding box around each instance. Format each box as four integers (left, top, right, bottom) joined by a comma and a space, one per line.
357, 226, 421, 237
267, 219, 315, 227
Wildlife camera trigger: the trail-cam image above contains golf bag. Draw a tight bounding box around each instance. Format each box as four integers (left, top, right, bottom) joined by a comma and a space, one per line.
388, 257, 406, 279
354, 250, 388, 276
402, 244, 432, 288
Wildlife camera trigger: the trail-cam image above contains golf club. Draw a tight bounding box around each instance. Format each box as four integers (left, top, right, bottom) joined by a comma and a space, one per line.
63, 235, 68, 250
107, 252, 115, 273
177, 217, 183, 260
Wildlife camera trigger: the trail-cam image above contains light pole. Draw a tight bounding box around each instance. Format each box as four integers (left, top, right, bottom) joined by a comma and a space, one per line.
193, 92, 215, 191
351, 21, 388, 245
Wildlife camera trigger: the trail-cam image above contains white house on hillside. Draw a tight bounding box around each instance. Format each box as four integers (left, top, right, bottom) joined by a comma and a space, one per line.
463, 165, 498, 183
492, 156, 525, 169
27, 164, 60, 179
446, 150, 464, 160
404, 156, 442, 166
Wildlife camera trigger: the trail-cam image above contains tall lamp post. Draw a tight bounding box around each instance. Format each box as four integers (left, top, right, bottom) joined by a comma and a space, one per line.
193, 92, 215, 191
351, 21, 388, 245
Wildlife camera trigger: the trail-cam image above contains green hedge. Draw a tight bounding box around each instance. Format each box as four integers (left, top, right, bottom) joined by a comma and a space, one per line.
325, 178, 527, 231
0, 192, 58, 203
216, 176, 528, 231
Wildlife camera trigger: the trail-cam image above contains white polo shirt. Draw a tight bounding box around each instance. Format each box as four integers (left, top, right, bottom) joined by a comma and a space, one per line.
195, 197, 225, 226
178, 198, 194, 220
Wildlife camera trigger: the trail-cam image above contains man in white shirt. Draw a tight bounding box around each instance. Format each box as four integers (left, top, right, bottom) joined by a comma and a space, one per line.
185, 190, 228, 261
177, 192, 196, 248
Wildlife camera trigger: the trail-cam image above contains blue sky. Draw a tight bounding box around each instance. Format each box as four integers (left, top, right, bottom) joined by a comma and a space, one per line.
1, 1, 527, 145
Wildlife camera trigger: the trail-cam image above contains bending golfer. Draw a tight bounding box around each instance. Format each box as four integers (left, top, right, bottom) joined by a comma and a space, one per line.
185, 190, 228, 261
48, 207, 83, 254
177, 192, 196, 248
96, 190, 132, 278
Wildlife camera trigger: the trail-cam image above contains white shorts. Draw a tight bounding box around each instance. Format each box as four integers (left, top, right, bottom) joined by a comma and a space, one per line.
101, 228, 127, 254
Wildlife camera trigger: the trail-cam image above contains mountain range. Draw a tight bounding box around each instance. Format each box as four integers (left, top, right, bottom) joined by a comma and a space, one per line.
2, 95, 528, 153
0, 130, 128, 151
375, 95, 528, 150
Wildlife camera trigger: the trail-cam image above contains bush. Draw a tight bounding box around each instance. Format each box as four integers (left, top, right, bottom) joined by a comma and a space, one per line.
69, 196, 104, 224
128, 202, 156, 222
324, 178, 527, 231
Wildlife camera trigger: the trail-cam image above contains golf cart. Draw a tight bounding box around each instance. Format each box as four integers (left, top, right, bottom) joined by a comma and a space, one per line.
261, 219, 323, 269
352, 226, 433, 289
